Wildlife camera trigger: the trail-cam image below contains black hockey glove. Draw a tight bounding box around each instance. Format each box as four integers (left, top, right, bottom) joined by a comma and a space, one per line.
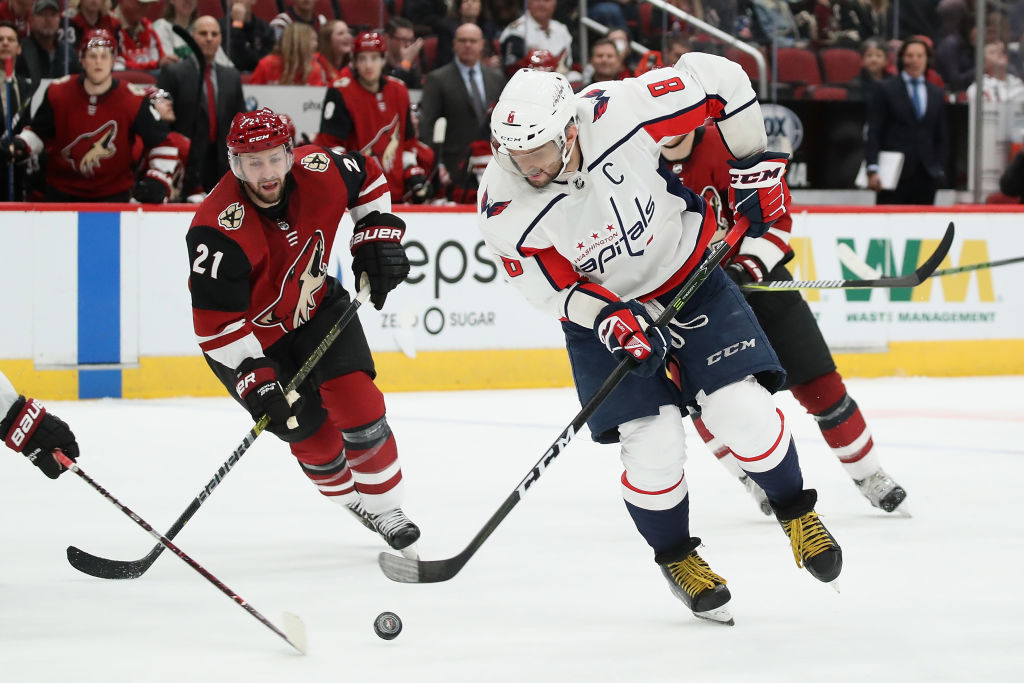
403, 166, 431, 203
724, 254, 767, 290
1, 396, 80, 479
350, 211, 410, 310
133, 175, 169, 204
234, 358, 299, 432
594, 300, 669, 377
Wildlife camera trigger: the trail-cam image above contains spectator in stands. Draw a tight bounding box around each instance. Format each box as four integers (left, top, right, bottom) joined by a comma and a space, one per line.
580, 37, 627, 87
966, 40, 1024, 102
417, 22, 503, 202
747, 0, 812, 48
158, 15, 245, 196
153, 0, 233, 66
589, 1, 628, 30
270, 0, 327, 43
17, 0, 81, 87
0, 0, 32, 37
847, 37, 888, 100
1, 20, 31, 200
606, 27, 639, 73
865, 37, 948, 204
14, 29, 172, 201
114, 0, 169, 71
998, 147, 1024, 201
935, 14, 975, 92
221, 0, 275, 72
315, 19, 350, 83
499, 0, 573, 76
384, 17, 423, 90
250, 21, 325, 84
70, 0, 120, 52
447, 0, 499, 43
404, 0, 452, 67
702, 0, 738, 35
664, 34, 690, 66
315, 31, 422, 201
829, 0, 886, 47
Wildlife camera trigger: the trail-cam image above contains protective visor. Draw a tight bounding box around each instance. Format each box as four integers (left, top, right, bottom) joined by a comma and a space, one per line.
490, 138, 563, 179
229, 144, 294, 184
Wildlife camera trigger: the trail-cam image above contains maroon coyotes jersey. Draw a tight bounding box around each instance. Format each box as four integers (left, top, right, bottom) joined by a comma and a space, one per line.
24, 76, 170, 197
668, 122, 794, 280
187, 146, 391, 370
315, 74, 416, 200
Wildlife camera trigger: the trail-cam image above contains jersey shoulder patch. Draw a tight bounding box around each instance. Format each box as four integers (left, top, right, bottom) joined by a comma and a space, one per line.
126, 82, 150, 96
299, 151, 331, 172
218, 202, 245, 230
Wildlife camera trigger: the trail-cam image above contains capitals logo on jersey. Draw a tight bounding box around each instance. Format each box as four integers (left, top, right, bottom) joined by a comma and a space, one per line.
582, 89, 610, 122
479, 189, 511, 218
255, 230, 327, 332
61, 120, 117, 176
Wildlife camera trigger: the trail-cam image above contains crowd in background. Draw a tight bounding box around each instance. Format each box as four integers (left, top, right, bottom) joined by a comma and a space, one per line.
2, 0, 1024, 206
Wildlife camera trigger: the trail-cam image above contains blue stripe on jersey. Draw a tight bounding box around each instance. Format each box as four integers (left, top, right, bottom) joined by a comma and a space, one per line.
77, 212, 122, 399
656, 160, 706, 213
585, 99, 712, 172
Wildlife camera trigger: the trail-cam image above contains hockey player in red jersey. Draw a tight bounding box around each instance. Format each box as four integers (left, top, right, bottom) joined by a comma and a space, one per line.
0, 370, 79, 479
14, 29, 171, 201
187, 108, 421, 555
314, 31, 422, 201
662, 123, 908, 514
132, 86, 190, 203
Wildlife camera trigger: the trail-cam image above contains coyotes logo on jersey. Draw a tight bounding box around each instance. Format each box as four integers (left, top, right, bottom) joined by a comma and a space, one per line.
301, 152, 331, 172
62, 120, 117, 176
218, 202, 245, 230
255, 230, 328, 332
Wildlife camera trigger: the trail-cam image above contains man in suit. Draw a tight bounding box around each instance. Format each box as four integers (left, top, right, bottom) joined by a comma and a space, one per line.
865, 37, 948, 205
418, 23, 504, 200
157, 15, 245, 197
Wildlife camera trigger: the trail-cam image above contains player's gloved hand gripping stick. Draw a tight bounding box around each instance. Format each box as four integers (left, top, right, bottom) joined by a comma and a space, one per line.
65, 278, 373, 580
378, 222, 751, 584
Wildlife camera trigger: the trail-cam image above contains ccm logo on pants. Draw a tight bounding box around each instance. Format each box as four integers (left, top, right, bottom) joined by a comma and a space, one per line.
707, 339, 756, 366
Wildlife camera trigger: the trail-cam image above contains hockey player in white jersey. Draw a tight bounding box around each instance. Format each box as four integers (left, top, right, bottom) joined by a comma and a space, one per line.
0, 371, 80, 479
477, 56, 843, 624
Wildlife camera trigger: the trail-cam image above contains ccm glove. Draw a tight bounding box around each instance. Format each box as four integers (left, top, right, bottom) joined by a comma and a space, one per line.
234, 358, 299, 431
728, 151, 789, 238
351, 211, 411, 310
1, 396, 79, 479
594, 300, 669, 377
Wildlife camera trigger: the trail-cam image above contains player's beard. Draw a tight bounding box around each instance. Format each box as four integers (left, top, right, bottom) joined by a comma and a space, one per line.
245, 177, 286, 206
522, 156, 565, 189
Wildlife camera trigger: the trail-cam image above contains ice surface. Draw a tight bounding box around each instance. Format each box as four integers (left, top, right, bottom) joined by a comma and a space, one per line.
1, 377, 1022, 682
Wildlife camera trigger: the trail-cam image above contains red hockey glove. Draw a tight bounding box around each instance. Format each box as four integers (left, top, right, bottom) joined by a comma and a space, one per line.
234, 358, 299, 432
724, 254, 767, 289
594, 301, 669, 377
351, 211, 411, 310
728, 151, 789, 238
1, 396, 79, 479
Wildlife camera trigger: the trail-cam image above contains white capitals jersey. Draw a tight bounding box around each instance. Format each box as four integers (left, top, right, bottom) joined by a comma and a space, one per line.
0, 371, 18, 416
478, 53, 767, 330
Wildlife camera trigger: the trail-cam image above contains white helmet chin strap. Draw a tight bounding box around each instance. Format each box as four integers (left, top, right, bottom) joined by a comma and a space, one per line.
554, 121, 579, 181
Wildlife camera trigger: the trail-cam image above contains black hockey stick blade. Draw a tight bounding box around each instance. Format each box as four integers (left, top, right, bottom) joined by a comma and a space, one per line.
377, 224, 748, 584
743, 221, 955, 291
66, 279, 371, 580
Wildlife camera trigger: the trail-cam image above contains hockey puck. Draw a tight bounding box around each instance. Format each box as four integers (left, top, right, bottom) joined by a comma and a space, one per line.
373, 611, 402, 640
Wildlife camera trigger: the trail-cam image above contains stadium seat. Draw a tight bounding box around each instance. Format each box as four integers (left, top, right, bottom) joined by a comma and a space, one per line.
118, 70, 158, 84
421, 35, 437, 72
775, 46, 821, 98
339, 0, 389, 30
724, 46, 764, 86
809, 85, 848, 100
143, 0, 164, 22
253, 0, 282, 23
197, 0, 224, 20
820, 48, 862, 84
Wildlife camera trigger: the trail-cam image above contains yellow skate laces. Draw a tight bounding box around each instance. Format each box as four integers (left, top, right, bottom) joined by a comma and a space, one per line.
783, 511, 833, 569
666, 554, 727, 597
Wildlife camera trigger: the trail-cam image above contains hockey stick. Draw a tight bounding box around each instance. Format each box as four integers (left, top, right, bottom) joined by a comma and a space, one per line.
839, 240, 1024, 280
54, 451, 307, 654
378, 223, 748, 584
929, 254, 1024, 278
741, 221, 955, 291
66, 278, 372, 580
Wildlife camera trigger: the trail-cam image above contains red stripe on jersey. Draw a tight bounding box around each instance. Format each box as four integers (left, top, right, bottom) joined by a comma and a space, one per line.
761, 229, 791, 255
197, 321, 251, 354
620, 471, 685, 495
733, 409, 786, 463
521, 245, 583, 291
576, 281, 619, 303
642, 105, 714, 143
640, 201, 717, 301
837, 437, 874, 464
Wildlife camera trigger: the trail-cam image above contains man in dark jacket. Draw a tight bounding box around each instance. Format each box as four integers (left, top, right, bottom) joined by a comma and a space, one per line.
16, 0, 80, 88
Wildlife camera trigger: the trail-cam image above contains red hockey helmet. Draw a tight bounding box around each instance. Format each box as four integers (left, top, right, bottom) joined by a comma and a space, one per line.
226, 108, 294, 180
278, 113, 297, 144
353, 31, 386, 55
79, 28, 115, 58
525, 49, 559, 72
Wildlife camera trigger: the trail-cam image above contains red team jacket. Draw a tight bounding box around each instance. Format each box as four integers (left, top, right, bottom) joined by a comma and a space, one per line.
24, 76, 171, 198
187, 146, 391, 363
669, 122, 794, 279
314, 73, 417, 200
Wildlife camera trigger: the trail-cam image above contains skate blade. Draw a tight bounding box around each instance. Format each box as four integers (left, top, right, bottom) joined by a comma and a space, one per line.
828, 580, 841, 594
399, 542, 420, 560
890, 503, 912, 518
694, 606, 735, 626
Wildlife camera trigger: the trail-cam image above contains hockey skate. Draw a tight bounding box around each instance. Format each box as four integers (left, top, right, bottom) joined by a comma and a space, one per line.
854, 470, 908, 514
771, 489, 843, 584
370, 508, 421, 559
739, 475, 773, 517
345, 499, 377, 532
656, 538, 734, 625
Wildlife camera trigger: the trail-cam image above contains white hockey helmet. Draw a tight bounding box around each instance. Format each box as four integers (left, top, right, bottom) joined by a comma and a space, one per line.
490, 69, 578, 179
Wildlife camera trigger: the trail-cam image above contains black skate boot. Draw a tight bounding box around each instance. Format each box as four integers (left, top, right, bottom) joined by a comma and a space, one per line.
370, 508, 421, 558
771, 489, 843, 583
854, 469, 908, 514
345, 499, 377, 532
655, 538, 734, 625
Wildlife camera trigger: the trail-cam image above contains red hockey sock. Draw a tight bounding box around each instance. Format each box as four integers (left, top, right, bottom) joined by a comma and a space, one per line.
289, 420, 356, 500
789, 371, 878, 476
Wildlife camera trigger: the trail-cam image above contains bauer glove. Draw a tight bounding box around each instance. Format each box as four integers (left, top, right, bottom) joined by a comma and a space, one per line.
728, 151, 789, 239
351, 211, 411, 310
234, 358, 299, 432
594, 300, 669, 377
1, 396, 79, 479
